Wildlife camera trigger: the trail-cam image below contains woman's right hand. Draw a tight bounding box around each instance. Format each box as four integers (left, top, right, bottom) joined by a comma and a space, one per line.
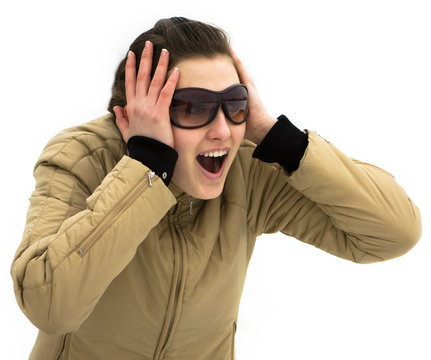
113, 41, 180, 147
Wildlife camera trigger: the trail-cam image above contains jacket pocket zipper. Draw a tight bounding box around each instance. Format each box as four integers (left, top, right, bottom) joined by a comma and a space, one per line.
76, 175, 149, 256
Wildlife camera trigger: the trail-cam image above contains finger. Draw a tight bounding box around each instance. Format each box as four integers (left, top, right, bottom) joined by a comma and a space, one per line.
157, 67, 180, 110
125, 51, 137, 103
230, 48, 252, 85
113, 106, 130, 142
136, 41, 154, 98
147, 48, 170, 100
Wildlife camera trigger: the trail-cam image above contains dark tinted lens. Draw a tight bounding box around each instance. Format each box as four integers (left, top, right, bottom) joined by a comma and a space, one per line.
225, 100, 247, 123
170, 85, 248, 128
223, 85, 248, 123
170, 88, 217, 128
170, 100, 215, 127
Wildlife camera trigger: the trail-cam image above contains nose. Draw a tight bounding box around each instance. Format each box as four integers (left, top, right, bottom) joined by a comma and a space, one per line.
206, 105, 231, 140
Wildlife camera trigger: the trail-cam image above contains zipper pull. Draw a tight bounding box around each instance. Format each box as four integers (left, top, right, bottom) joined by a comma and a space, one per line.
147, 171, 155, 187
189, 197, 193, 215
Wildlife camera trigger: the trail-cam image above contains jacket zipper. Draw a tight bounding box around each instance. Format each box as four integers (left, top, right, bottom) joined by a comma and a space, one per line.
189, 196, 193, 215
155, 219, 185, 359
76, 174, 149, 256
161, 228, 182, 356
60, 334, 71, 360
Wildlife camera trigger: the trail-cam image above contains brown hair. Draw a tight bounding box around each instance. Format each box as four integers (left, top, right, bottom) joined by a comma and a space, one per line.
107, 17, 232, 115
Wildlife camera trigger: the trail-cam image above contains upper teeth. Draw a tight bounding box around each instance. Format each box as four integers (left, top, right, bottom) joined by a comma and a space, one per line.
200, 150, 228, 157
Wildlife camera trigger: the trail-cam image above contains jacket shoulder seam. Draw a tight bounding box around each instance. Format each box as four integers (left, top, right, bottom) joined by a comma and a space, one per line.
43, 133, 122, 169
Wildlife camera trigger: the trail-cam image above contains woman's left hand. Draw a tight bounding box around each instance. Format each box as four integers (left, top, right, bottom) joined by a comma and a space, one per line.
230, 49, 277, 144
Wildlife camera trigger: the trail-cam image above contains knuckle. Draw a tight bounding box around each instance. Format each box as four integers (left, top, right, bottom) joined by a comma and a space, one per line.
137, 69, 148, 81
136, 104, 150, 118
159, 86, 170, 98
125, 59, 135, 71
150, 76, 163, 88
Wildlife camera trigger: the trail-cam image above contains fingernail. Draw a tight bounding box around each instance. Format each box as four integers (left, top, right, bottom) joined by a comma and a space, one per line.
161, 48, 168, 56
145, 41, 151, 48
127, 51, 133, 59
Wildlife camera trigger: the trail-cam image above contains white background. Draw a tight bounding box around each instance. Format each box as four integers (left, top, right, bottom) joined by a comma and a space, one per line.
1, 0, 430, 359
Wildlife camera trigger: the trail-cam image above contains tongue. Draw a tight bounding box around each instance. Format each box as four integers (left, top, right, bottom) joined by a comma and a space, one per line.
198, 156, 222, 173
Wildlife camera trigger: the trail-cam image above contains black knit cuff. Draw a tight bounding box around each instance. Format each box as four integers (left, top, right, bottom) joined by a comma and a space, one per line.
252, 115, 308, 172
127, 136, 178, 185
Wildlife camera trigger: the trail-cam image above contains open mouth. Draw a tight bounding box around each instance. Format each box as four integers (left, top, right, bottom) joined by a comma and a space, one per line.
196, 150, 228, 174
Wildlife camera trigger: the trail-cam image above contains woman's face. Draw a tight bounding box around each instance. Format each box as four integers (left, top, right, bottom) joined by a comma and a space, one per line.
170, 55, 246, 200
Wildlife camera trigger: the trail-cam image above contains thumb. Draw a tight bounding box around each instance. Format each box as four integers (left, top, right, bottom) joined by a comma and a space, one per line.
113, 106, 129, 142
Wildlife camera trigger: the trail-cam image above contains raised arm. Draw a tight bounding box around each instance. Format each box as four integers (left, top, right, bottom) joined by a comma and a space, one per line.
231, 48, 421, 263
11, 41, 180, 335
244, 122, 421, 263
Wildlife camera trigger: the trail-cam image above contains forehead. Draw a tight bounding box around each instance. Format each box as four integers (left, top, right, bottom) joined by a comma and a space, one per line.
174, 55, 240, 91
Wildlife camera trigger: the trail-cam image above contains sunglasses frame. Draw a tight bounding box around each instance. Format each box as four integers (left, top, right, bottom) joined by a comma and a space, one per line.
169, 84, 249, 129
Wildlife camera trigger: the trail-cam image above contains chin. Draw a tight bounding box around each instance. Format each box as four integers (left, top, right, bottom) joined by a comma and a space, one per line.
172, 163, 229, 200
192, 185, 223, 200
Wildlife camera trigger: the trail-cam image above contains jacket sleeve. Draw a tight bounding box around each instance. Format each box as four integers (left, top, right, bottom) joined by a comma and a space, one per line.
10, 134, 177, 335
244, 130, 422, 264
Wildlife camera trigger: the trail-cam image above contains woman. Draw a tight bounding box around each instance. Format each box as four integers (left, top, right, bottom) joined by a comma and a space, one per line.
11, 17, 421, 359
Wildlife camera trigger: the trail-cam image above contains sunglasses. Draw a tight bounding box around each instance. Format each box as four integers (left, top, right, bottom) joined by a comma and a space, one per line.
169, 84, 248, 129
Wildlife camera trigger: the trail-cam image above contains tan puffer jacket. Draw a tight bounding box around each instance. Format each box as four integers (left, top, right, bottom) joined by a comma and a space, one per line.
11, 114, 421, 359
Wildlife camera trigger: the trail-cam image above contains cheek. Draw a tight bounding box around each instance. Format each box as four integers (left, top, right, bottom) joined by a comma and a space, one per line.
232, 124, 246, 145
172, 129, 189, 157
172, 129, 201, 162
